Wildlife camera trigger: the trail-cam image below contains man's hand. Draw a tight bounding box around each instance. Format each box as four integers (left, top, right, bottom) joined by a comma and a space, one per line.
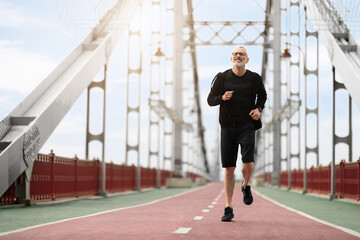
249, 108, 260, 120
222, 91, 234, 101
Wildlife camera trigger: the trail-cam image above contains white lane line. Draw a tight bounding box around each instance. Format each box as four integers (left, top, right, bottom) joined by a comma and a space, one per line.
0, 184, 214, 237
253, 189, 360, 238
193, 216, 203, 220
212, 201, 217, 205
173, 227, 192, 234
202, 209, 210, 213
215, 193, 223, 200
214, 189, 224, 203
208, 205, 214, 208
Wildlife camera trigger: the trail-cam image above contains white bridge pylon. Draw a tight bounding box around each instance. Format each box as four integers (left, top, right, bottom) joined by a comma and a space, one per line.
301, 0, 360, 108
0, 0, 140, 197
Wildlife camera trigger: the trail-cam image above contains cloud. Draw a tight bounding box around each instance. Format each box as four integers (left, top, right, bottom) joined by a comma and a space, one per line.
0, 40, 24, 47
54, 115, 86, 134
0, 2, 57, 30
0, 95, 12, 108
0, 2, 28, 28
198, 65, 229, 81
107, 129, 126, 141
0, 45, 56, 93
40, 143, 84, 159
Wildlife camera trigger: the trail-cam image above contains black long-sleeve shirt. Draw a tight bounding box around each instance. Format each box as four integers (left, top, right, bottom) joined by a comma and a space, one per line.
207, 69, 267, 128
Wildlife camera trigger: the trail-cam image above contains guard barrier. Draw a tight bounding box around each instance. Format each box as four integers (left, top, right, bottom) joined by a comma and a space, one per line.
0, 151, 174, 205
257, 158, 360, 200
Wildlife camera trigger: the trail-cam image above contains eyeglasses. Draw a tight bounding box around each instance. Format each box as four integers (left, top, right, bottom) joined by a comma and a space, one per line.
232, 52, 247, 57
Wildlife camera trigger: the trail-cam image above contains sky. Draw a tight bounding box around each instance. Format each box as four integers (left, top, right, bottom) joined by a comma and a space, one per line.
0, 0, 359, 178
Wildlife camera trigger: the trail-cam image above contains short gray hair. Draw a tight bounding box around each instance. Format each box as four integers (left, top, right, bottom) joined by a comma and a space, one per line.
232, 46, 248, 56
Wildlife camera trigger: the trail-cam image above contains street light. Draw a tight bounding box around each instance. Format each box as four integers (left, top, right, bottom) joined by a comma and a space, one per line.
281, 42, 306, 74
130, 41, 165, 192
280, 41, 304, 192
143, 41, 165, 190
281, 48, 292, 58
154, 47, 165, 57
143, 41, 165, 60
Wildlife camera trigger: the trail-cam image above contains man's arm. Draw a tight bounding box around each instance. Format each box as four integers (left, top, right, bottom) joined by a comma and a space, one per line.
207, 73, 223, 106
255, 76, 267, 111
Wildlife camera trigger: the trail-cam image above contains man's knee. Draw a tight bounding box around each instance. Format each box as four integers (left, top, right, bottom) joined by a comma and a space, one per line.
225, 167, 236, 176
242, 163, 254, 174
243, 162, 254, 168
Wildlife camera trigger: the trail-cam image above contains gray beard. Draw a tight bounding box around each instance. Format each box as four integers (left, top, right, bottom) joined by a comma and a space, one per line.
233, 61, 245, 68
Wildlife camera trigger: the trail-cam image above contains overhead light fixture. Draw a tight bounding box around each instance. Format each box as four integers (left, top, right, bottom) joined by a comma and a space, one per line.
281, 48, 291, 58
154, 47, 165, 57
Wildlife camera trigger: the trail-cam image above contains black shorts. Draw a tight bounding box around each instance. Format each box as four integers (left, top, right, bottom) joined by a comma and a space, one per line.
221, 121, 255, 168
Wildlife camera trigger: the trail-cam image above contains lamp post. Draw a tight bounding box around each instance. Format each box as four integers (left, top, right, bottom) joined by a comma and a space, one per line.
283, 40, 320, 196
128, 41, 165, 192
281, 45, 292, 190
143, 41, 165, 190
153, 45, 165, 189
281, 42, 306, 74
142, 41, 165, 60
281, 42, 304, 192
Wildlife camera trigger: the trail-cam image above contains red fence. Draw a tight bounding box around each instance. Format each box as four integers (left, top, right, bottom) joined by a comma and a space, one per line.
257, 159, 360, 201
306, 164, 332, 195
0, 182, 16, 205
257, 172, 271, 184
291, 169, 303, 190
1, 152, 177, 205
187, 172, 202, 182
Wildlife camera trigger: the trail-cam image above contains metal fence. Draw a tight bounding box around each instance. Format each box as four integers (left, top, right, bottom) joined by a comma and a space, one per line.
0, 152, 177, 205
259, 159, 360, 200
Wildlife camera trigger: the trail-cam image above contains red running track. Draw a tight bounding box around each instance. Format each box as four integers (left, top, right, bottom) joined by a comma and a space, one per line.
0, 183, 358, 240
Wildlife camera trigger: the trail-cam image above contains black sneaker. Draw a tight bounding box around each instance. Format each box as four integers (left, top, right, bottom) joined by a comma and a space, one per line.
241, 185, 253, 205
221, 207, 234, 222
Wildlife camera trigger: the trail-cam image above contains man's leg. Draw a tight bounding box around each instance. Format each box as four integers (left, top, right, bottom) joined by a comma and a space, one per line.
221, 166, 236, 221
224, 166, 236, 208
241, 161, 254, 205
220, 127, 238, 221
242, 162, 254, 188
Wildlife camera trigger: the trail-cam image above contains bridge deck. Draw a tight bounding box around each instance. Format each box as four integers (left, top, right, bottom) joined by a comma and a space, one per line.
0, 183, 359, 239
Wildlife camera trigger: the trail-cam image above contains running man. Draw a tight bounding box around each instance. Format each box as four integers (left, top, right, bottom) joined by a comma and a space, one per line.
207, 46, 267, 221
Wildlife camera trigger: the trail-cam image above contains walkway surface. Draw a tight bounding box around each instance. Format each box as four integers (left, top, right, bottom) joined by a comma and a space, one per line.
0, 183, 359, 239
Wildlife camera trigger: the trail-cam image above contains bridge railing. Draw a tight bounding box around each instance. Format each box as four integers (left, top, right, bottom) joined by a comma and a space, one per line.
0, 152, 177, 205
257, 158, 360, 201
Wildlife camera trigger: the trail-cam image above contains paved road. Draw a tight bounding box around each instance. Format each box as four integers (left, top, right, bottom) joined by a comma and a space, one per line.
0, 183, 358, 239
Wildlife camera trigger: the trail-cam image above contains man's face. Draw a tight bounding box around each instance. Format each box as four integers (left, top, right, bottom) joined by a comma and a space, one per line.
231, 47, 249, 67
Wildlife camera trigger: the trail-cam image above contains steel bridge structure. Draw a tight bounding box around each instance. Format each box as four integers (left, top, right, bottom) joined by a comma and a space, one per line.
0, 0, 359, 203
